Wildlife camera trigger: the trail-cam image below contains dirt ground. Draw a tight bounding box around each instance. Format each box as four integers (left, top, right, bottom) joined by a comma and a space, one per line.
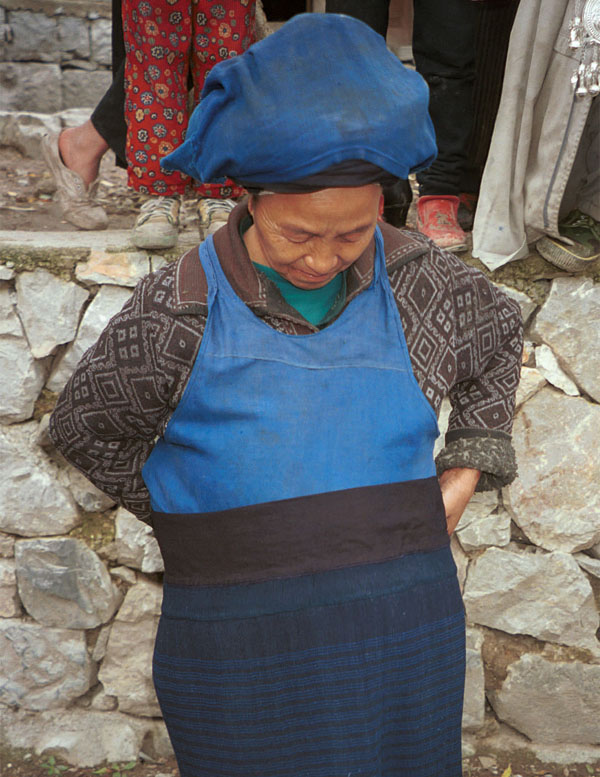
2, 746, 600, 777
0, 147, 200, 235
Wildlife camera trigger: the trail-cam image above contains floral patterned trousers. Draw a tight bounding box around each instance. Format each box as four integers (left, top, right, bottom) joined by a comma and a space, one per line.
122, 0, 255, 197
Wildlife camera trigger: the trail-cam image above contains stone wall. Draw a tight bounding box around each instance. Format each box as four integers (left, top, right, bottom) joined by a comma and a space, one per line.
0, 0, 112, 113
0, 241, 599, 767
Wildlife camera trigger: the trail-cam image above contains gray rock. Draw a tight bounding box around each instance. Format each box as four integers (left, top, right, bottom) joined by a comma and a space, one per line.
574, 553, 600, 579
116, 576, 163, 622
110, 566, 137, 585
90, 19, 111, 66
450, 533, 468, 593
515, 366, 546, 408
0, 62, 62, 112
433, 397, 451, 457
0, 334, 45, 423
47, 284, 132, 392
115, 508, 164, 574
4, 11, 59, 62
0, 558, 20, 617
62, 68, 112, 110
493, 283, 537, 325
0, 422, 80, 536
144, 720, 175, 759
59, 107, 93, 128
505, 388, 600, 553
455, 491, 510, 551
58, 15, 90, 60
16, 269, 89, 358
0, 287, 20, 338
0, 110, 61, 158
535, 344, 579, 396
0, 531, 16, 557
90, 687, 118, 711
0, 287, 46, 424
532, 277, 600, 402
463, 628, 485, 732
488, 652, 600, 744
0, 263, 15, 280
477, 722, 600, 767
463, 546, 599, 650
15, 537, 120, 629
98, 579, 162, 716
63, 465, 116, 513
75, 250, 152, 287
91, 624, 112, 662
0, 706, 151, 767
0, 620, 94, 710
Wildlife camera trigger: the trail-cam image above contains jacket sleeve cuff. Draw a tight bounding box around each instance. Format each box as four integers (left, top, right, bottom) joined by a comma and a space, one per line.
435, 435, 518, 491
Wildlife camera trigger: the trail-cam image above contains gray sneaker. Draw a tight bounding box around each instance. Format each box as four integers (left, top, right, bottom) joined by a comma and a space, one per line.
133, 196, 181, 250
41, 131, 108, 231
198, 198, 236, 241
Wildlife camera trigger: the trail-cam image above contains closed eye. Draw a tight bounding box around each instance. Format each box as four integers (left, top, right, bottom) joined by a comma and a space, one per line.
284, 232, 314, 244
338, 228, 370, 242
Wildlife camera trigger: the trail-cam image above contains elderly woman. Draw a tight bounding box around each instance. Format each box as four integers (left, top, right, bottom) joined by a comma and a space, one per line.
50, 14, 522, 777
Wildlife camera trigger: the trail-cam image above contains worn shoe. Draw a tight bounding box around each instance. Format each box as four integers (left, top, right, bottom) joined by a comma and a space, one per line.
416, 195, 467, 253
41, 131, 108, 230
382, 179, 413, 228
198, 198, 236, 241
133, 196, 181, 250
536, 209, 600, 271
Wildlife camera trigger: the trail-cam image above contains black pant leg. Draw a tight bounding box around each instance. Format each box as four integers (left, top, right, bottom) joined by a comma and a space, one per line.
90, 0, 127, 168
413, 0, 478, 196
325, 0, 390, 38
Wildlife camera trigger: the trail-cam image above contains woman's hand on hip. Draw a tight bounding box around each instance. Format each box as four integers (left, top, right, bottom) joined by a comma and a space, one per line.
438, 467, 481, 535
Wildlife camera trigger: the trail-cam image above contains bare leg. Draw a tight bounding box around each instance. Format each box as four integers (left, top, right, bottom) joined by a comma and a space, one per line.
58, 120, 109, 188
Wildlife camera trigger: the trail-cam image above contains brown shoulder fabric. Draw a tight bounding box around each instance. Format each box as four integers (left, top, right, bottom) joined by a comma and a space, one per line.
173, 245, 209, 313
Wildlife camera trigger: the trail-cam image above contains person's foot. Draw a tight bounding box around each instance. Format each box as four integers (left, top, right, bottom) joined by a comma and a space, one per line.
416, 195, 467, 253
132, 195, 181, 250
198, 198, 236, 241
536, 209, 600, 271
58, 126, 104, 187
41, 131, 108, 231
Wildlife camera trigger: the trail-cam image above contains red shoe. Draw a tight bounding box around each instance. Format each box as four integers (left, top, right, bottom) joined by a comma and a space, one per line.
416, 195, 467, 253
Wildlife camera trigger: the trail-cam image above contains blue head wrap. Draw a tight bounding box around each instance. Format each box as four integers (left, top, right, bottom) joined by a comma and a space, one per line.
162, 13, 436, 186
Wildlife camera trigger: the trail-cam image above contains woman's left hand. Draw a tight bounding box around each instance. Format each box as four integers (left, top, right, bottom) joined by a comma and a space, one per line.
438, 467, 481, 535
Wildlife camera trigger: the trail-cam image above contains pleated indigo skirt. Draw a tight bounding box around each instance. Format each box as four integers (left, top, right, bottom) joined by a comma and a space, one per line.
152, 481, 466, 777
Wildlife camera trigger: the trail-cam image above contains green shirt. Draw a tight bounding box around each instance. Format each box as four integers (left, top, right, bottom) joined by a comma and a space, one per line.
252, 262, 347, 326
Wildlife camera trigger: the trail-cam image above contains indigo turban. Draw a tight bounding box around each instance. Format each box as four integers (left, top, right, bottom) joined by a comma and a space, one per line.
161, 13, 437, 186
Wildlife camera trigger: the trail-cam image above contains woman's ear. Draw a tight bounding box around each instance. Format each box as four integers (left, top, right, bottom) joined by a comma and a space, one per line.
247, 194, 257, 217
378, 193, 384, 219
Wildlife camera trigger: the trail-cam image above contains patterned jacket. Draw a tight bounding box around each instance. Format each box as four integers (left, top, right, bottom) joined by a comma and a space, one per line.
49, 204, 523, 524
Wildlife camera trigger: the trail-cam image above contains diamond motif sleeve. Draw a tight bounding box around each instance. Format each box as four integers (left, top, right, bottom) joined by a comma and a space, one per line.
387, 233, 523, 486
49, 262, 206, 524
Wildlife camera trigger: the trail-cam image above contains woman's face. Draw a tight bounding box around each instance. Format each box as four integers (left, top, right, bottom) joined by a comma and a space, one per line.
244, 185, 384, 289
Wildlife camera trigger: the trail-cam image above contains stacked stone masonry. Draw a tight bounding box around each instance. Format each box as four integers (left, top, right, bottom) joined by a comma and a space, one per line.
1, 230, 599, 767
0, 0, 112, 113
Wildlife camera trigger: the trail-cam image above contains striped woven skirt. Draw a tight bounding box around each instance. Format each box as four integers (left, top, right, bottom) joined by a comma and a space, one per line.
152, 479, 466, 776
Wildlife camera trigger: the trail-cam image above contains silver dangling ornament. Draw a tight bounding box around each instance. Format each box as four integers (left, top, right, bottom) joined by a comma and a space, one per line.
570, 0, 600, 97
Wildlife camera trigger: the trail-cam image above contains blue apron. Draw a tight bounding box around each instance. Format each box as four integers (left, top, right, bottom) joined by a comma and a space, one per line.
144, 228, 439, 512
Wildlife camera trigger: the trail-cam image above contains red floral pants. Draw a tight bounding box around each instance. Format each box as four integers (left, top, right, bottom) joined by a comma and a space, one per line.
122, 0, 255, 197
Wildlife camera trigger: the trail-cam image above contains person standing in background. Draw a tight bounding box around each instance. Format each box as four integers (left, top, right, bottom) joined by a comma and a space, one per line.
327, 0, 479, 253
43, 0, 257, 249
121, 0, 257, 249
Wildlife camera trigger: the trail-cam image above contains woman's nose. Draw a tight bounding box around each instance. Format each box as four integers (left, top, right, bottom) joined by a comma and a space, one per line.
303, 243, 338, 273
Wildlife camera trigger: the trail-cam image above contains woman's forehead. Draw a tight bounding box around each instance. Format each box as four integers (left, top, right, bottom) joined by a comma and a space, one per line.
254, 186, 382, 233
